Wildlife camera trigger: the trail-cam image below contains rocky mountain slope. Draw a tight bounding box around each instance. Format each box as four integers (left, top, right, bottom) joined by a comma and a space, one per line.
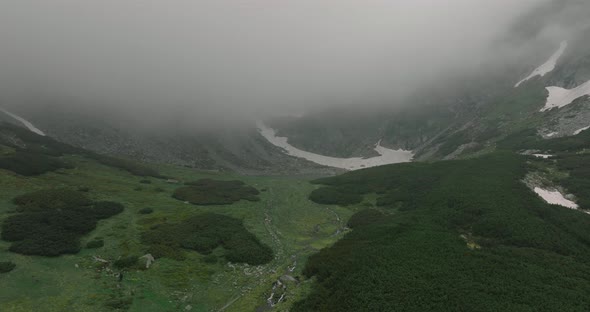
2, 1, 589, 173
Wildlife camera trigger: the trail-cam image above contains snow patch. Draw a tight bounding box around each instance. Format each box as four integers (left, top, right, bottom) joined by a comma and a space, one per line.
573, 125, 590, 135
534, 187, 579, 209
532, 154, 553, 159
0, 108, 46, 136
257, 122, 413, 170
542, 80, 590, 112
545, 132, 558, 137
515, 41, 567, 88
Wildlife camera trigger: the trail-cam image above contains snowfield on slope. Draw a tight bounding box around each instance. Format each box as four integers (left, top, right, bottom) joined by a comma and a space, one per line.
257, 122, 413, 170
542, 80, 590, 112
534, 187, 580, 210
0, 108, 45, 136
573, 125, 590, 135
532, 154, 553, 159
515, 41, 567, 88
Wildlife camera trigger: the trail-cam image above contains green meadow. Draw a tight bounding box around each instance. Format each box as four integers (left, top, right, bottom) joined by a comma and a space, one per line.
0, 155, 355, 312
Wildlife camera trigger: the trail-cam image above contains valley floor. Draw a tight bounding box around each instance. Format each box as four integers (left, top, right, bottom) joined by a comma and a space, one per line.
0, 156, 357, 312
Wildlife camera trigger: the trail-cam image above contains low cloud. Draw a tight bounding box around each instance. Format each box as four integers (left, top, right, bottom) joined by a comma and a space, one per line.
0, 0, 560, 128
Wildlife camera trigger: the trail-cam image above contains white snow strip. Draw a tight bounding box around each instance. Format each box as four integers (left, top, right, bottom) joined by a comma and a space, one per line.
532, 154, 553, 159
534, 187, 579, 209
542, 80, 590, 112
545, 132, 558, 137
0, 108, 46, 136
515, 41, 567, 88
257, 121, 413, 170
573, 125, 590, 135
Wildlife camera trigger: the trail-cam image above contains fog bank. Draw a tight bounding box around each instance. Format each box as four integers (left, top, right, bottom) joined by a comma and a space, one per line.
0, 0, 555, 128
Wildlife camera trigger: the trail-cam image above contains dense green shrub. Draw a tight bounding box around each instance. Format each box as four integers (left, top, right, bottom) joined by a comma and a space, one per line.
172, 179, 260, 205
1, 189, 124, 256
104, 297, 133, 311
202, 254, 218, 264
12, 188, 93, 212
309, 187, 363, 206
77, 186, 91, 192
0, 124, 82, 176
142, 213, 273, 265
88, 153, 162, 178
0, 123, 163, 178
0, 151, 71, 176
346, 209, 385, 228
0, 123, 82, 156
92, 201, 124, 219
86, 239, 104, 249
498, 129, 590, 209
139, 179, 152, 184
0, 261, 16, 273
294, 153, 590, 311
138, 208, 154, 215
114, 256, 139, 269
147, 244, 186, 261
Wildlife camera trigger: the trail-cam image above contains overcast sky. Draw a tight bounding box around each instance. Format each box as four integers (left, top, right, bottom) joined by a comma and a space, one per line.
0, 0, 552, 126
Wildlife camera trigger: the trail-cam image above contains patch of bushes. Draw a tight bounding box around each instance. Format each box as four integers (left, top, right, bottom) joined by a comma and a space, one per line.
0, 123, 82, 156
142, 213, 273, 265
93, 201, 124, 219
309, 187, 363, 206
139, 179, 152, 184
498, 129, 590, 209
1, 189, 124, 256
88, 153, 162, 178
13, 188, 93, 213
0, 123, 162, 178
86, 239, 105, 249
0, 151, 72, 176
104, 296, 133, 311
294, 153, 590, 311
138, 208, 154, 215
346, 209, 386, 228
202, 254, 218, 264
114, 256, 139, 269
0, 261, 16, 273
172, 179, 260, 205
147, 244, 186, 261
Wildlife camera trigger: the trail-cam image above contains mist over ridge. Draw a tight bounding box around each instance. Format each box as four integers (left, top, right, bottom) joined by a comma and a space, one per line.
2, 0, 587, 130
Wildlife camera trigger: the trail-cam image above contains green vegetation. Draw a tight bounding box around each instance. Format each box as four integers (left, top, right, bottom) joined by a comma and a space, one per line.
172, 179, 260, 205
309, 186, 363, 206
0, 151, 72, 176
138, 207, 154, 214
346, 209, 385, 228
88, 153, 162, 178
294, 152, 590, 311
498, 128, 590, 209
114, 256, 139, 269
557, 154, 590, 208
0, 155, 347, 311
0, 261, 16, 273
1, 189, 124, 256
499, 127, 590, 152
142, 213, 273, 265
86, 239, 105, 249
0, 123, 162, 178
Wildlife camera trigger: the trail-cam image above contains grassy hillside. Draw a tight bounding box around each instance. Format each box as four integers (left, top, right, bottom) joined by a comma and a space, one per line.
294, 152, 590, 311
3, 122, 590, 311
0, 130, 355, 311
